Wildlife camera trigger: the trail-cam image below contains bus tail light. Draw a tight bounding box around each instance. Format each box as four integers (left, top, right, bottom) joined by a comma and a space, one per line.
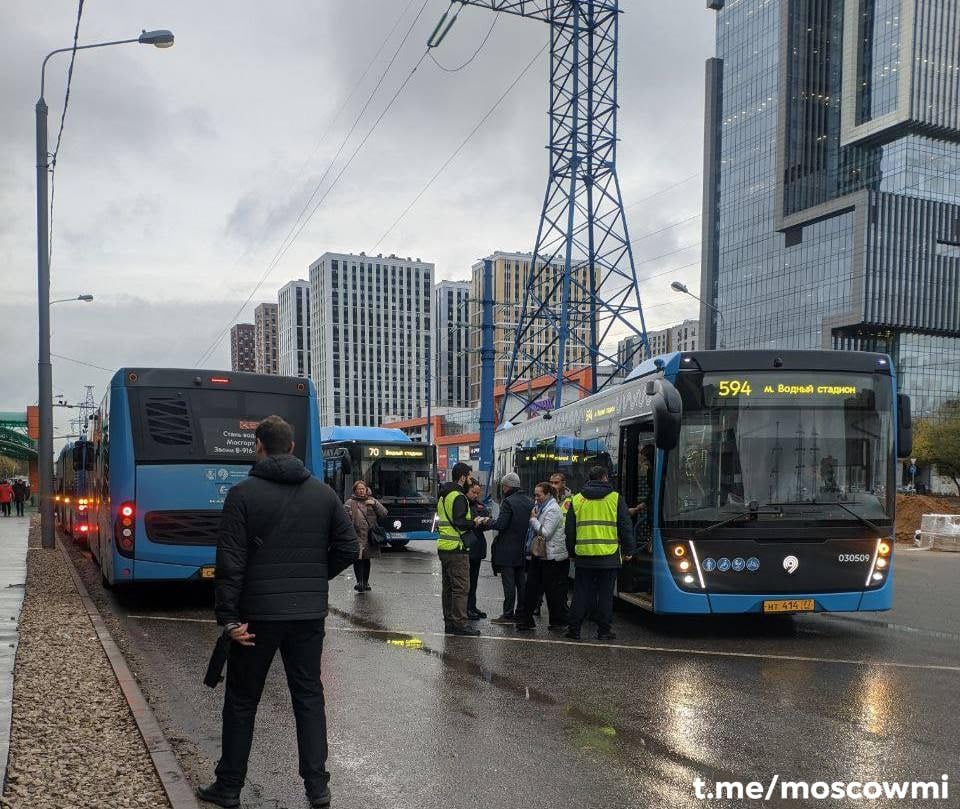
115, 501, 136, 558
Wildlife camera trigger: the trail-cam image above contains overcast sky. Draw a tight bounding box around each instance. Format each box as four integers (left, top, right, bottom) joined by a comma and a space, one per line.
1, 1, 714, 442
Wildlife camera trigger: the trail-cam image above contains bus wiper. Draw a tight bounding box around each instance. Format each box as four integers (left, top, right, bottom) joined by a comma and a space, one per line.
694, 501, 783, 538
829, 501, 885, 535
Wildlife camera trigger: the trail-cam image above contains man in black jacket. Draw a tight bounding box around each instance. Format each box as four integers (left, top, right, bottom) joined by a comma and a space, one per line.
484, 473, 534, 624
199, 416, 358, 809
564, 465, 635, 641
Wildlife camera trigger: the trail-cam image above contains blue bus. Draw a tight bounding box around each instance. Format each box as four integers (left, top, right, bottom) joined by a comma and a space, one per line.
320, 426, 438, 547
496, 350, 912, 615
88, 368, 321, 588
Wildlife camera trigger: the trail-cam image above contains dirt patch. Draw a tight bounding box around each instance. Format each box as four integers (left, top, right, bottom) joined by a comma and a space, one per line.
896, 493, 960, 544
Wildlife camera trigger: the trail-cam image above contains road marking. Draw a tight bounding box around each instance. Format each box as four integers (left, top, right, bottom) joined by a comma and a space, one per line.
125, 614, 960, 673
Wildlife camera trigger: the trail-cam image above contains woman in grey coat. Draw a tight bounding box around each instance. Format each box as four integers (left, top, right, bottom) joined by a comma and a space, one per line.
516, 481, 569, 630
347, 480, 387, 592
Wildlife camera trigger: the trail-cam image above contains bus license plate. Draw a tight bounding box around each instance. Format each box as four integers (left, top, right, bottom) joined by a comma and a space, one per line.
763, 599, 814, 613
200, 566, 216, 579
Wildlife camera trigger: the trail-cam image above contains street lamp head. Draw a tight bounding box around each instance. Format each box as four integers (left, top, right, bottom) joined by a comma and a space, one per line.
139, 29, 175, 48
670, 281, 689, 294
78, 294, 94, 302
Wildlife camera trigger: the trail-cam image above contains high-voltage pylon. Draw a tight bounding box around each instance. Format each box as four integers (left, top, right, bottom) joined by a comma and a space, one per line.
435, 1, 650, 424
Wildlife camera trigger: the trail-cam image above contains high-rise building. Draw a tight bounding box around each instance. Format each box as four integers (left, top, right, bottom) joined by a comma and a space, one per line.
278, 280, 311, 378
310, 252, 434, 426
671, 318, 699, 353
701, 0, 960, 418
230, 323, 255, 373
434, 280, 472, 409
254, 302, 279, 375
617, 318, 699, 373
469, 251, 590, 404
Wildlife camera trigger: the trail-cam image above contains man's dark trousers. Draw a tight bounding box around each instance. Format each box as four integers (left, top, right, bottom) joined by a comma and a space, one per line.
467, 557, 482, 613
567, 568, 618, 635
499, 564, 525, 616
216, 620, 328, 793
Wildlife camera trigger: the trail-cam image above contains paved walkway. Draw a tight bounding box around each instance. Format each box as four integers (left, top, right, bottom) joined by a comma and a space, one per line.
0, 514, 29, 789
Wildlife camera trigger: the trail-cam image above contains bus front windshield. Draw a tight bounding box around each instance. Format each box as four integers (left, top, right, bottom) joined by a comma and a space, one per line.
360, 449, 434, 502
663, 371, 894, 529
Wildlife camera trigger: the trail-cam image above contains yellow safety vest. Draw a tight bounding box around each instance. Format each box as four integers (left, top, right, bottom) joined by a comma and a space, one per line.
436, 490, 472, 552
571, 491, 620, 557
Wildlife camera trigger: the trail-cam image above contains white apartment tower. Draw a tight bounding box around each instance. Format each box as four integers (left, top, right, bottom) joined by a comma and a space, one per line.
278, 280, 311, 378
434, 280, 471, 409
310, 252, 434, 426
254, 303, 279, 375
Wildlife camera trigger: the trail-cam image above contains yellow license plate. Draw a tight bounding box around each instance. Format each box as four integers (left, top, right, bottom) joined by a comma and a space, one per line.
200, 566, 216, 580
763, 599, 814, 613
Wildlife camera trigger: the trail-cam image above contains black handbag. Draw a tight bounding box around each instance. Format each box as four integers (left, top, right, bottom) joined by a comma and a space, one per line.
361, 501, 387, 547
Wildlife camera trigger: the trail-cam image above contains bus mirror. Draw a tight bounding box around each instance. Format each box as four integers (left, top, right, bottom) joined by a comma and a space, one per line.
897, 393, 912, 458
650, 379, 682, 451
339, 451, 353, 475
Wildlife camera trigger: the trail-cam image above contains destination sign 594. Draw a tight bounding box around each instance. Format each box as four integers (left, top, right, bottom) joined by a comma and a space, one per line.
705, 373, 868, 403
362, 445, 427, 460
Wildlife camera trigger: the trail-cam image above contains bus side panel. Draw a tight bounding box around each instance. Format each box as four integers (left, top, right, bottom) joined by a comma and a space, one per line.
303, 386, 322, 475
105, 386, 137, 586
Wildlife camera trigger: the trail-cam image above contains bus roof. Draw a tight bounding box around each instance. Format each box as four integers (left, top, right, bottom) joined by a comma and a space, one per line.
320, 426, 412, 444
110, 368, 312, 395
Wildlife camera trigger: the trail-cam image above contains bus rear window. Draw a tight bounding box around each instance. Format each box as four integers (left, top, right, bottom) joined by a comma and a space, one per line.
128, 388, 308, 463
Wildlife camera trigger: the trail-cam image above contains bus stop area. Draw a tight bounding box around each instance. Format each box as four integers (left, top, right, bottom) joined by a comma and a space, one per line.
4, 533, 951, 809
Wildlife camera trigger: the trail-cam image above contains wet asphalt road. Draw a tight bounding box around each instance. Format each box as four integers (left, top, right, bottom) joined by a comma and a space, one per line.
67, 543, 960, 809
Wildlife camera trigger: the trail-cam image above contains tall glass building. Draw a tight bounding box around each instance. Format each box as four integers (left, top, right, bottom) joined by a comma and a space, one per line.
700, 0, 960, 419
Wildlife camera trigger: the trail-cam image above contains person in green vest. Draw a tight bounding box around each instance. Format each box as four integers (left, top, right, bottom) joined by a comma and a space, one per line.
564, 465, 635, 641
436, 462, 482, 637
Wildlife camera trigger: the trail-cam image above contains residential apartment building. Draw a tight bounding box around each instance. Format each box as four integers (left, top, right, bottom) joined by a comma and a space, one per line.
229, 323, 255, 373
254, 302, 279, 375
278, 280, 311, 378
616, 318, 699, 373
701, 0, 960, 418
468, 251, 590, 404
310, 252, 434, 426
671, 319, 699, 353
434, 280, 472, 409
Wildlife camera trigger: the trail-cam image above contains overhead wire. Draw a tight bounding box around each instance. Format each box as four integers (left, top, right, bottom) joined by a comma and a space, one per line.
48, 0, 85, 270
428, 11, 499, 72
195, 0, 437, 367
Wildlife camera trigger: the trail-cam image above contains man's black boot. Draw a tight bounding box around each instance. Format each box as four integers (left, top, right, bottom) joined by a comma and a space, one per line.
307, 784, 332, 808
197, 781, 241, 808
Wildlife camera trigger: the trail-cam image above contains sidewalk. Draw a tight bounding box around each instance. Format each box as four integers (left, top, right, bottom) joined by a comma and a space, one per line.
0, 517, 172, 809
0, 515, 28, 791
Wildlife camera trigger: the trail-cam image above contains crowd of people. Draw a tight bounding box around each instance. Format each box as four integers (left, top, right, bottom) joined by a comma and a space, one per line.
0, 479, 30, 518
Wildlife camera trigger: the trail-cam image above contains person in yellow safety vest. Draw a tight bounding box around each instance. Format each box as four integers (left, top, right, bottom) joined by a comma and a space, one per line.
564, 465, 636, 641
436, 462, 482, 637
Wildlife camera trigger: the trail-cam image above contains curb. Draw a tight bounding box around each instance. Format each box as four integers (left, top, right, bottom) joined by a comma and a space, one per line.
57, 541, 201, 809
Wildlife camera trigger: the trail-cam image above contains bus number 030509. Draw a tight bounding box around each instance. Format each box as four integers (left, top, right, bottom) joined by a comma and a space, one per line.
717, 380, 753, 397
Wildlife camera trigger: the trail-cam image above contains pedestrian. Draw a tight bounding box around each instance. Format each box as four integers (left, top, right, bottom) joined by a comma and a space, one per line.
564, 465, 636, 641
549, 471, 573, 513
436, 462, 482, 637
0, 481, 12, 517
465, 480, 489, 620
12, 480, 27, 517
200, 415, 359, 809
346, 480, 387, 592
483, 473, 533, 625
515, 482, 569, 631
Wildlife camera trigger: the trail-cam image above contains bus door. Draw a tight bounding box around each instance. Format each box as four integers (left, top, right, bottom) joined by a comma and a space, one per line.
323, 449, 353, 500
618, 419, 656, 595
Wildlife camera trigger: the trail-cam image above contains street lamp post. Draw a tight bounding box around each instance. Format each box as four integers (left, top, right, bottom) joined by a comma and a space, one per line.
51, 294, 94, 304
670, 280, 726, 349
37, 29, 174, 549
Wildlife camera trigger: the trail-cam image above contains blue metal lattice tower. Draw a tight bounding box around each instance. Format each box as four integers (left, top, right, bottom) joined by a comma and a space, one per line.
439, 1, 649, 425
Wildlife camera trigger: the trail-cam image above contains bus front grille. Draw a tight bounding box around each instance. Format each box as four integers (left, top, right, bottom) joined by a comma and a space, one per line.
145, 510, 222, 546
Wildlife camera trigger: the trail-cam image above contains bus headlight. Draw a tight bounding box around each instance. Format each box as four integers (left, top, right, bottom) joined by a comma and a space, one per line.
865, 537, 891, 587
666, 541, 705, 591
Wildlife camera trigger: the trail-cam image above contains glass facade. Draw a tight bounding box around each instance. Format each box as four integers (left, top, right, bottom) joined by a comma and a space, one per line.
706, 0, 960, 422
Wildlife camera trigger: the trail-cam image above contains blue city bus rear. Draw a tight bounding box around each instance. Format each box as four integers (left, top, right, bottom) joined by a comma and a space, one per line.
320, 426, 438, 546
89, 368, 321, 587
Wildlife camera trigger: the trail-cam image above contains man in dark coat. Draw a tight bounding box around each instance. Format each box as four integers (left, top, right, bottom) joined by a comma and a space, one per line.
564, 465, 636, 641
484, 473, 534, 624
199, 416, 358, 809
466, 480, 489, 620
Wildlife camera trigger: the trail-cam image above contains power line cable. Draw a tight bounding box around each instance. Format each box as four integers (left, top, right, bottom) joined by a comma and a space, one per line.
371, 42, 549, 253
623, 172, 701, 212
51, 353, 114, 373
48, 0, 85, 270
428, 11, 499, 72
195, 0, 437, 367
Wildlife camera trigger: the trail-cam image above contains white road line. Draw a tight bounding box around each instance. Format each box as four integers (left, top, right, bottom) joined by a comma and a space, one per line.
125, 614, 960, 673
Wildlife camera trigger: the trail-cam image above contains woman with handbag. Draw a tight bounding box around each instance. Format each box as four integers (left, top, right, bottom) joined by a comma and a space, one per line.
347, 481, 387, 592
515, 482, 569, 631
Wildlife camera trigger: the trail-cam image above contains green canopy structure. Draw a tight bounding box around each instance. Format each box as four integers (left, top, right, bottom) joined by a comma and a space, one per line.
0, 412, 37, 461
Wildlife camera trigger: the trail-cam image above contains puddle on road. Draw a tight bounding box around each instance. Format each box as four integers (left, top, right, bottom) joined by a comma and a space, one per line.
327, 606, 739, 782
